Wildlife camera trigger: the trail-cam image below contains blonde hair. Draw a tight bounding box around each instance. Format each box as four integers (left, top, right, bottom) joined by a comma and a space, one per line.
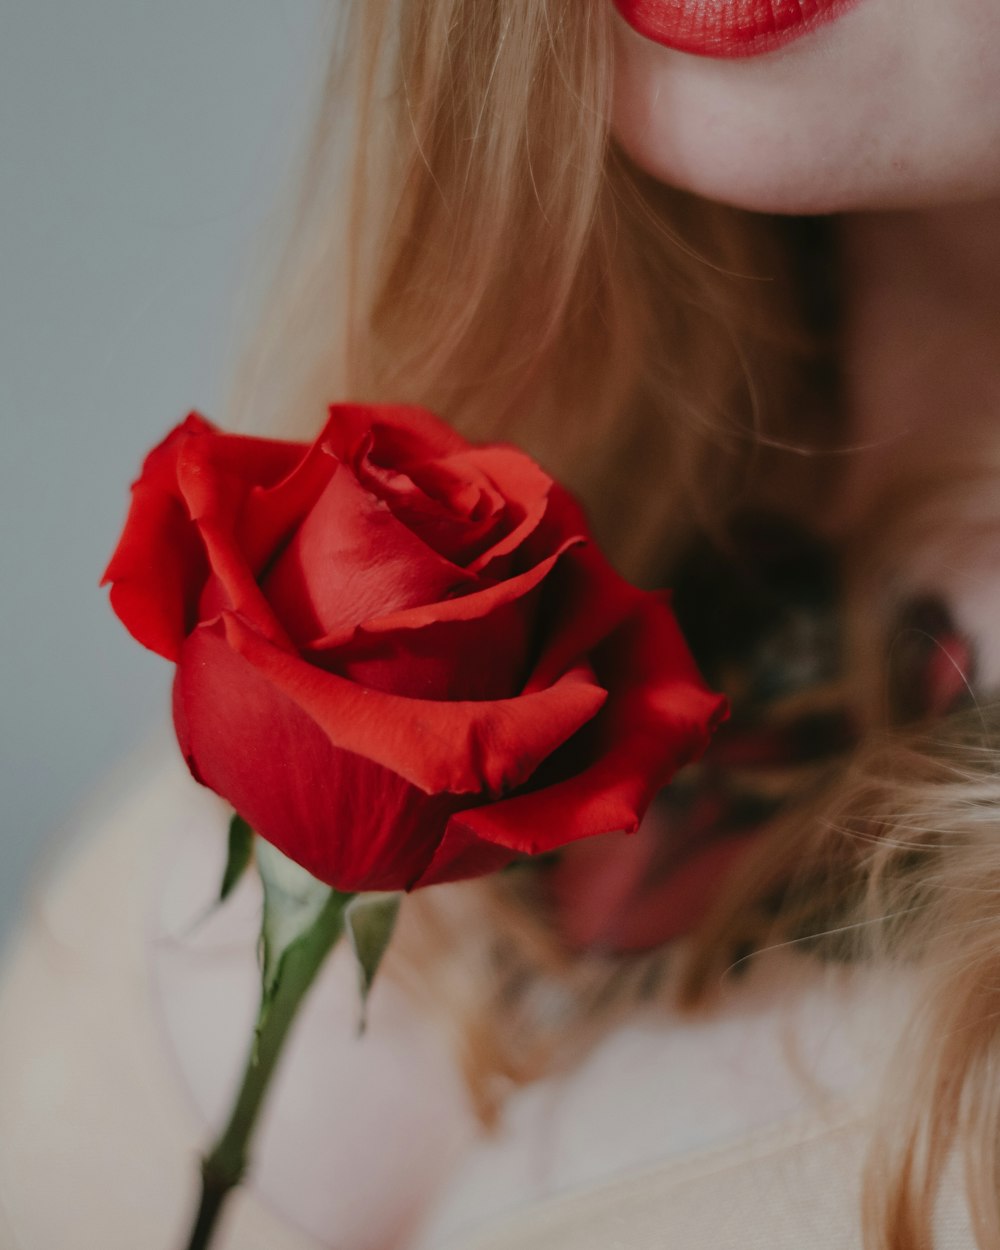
236, 2, 1000, 1246
238, 0, 836, 578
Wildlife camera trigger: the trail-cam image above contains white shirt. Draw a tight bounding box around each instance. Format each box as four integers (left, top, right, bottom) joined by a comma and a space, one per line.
0, 749, 976, 1249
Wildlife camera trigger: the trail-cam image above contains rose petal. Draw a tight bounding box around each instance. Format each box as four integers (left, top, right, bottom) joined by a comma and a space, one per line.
239, 436, 342, 572
102, 414, 214, 660
175, 625, 460, 890
402, 822, 516, 886
262, 465, 474, 645
104, 413, 337, 658
321, 591, 536, 700
522, 537, 648, 694
182, 424, 306, 491
355, 449, 508, 566
307, 540, 584, 699
322, 403, 470, 466
414, 600, 727, 885
302, 541, 583, 699
307, 537, 580, 649
215, 611, 609, 797
174, 438, 294, 648
320, 406, 555, 570
418, 766, 644, 886
459, 446, 555, 574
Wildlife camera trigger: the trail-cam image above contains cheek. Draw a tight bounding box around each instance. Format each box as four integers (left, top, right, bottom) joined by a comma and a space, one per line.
610, 4, 1000, 215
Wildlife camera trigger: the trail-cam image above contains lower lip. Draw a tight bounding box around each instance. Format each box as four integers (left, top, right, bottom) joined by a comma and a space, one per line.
612, 0, 859, 59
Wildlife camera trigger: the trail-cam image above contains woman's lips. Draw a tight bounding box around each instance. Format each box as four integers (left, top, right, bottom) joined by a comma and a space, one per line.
612, 0, 859, 59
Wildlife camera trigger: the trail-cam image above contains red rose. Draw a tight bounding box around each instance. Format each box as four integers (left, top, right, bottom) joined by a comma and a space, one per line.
103, 405, 724, 892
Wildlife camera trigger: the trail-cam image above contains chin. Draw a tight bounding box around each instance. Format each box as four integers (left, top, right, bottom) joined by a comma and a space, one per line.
614, 137, 845, 216
609, 4, 1000, 218
613, 114, 1000, 218
615, 122, 853, 215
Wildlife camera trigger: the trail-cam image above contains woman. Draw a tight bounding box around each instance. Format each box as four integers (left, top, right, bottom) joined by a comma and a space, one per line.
3, 1, 999, 1246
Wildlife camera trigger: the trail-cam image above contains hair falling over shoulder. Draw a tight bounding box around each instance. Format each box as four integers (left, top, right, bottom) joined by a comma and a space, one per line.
236, 2, 1000, 1246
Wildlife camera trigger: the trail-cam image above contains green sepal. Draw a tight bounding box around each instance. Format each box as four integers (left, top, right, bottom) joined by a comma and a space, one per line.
219, 814, 254, 903
256, 840, 353, 1009
344, 892, 402, 1033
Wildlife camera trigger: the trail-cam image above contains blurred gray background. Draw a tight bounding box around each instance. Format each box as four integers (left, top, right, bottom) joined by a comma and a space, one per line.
1, 0, 332, 942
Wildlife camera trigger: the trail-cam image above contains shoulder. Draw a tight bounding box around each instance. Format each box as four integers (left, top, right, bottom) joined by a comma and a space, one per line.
414, 952, 973, 1250
425, 1103, 976, 1250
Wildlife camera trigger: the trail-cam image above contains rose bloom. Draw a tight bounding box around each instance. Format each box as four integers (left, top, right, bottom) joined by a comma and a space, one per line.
104, 405, 724, 892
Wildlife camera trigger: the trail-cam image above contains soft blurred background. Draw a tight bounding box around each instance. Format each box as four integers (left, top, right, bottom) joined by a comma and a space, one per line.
0, 0, 331, 943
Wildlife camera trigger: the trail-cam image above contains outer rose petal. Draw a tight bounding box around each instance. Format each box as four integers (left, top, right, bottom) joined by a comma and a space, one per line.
214, 612, 609, 798
413, 599, 727, 886
102, 412, 315, 660
102, 414, 214, 660
175, 421, 307, 491
174, 623, 461, 890
173, 436, 295, 648
520, 492, 646, 693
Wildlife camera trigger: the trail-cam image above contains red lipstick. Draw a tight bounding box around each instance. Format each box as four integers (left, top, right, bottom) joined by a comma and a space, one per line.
612, 0, 859, 59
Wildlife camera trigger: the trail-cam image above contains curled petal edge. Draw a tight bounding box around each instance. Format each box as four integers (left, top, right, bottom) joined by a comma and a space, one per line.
209, 611, 609, 798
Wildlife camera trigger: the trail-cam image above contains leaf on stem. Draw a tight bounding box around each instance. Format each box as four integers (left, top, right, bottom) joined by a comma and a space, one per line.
344, 892, 402, 1033
219, 814, 254, 903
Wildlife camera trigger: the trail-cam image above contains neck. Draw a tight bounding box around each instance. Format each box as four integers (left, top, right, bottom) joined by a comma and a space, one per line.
830, 201, 1000, 531
842, 201, 1000, 316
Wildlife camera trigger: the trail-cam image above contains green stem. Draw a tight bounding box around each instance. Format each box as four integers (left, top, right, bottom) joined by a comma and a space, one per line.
182, 890, 350, 1250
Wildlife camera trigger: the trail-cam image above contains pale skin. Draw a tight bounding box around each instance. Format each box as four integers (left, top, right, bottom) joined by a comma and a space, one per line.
611, 0, 1000, 213
614, 1, 1000, 682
